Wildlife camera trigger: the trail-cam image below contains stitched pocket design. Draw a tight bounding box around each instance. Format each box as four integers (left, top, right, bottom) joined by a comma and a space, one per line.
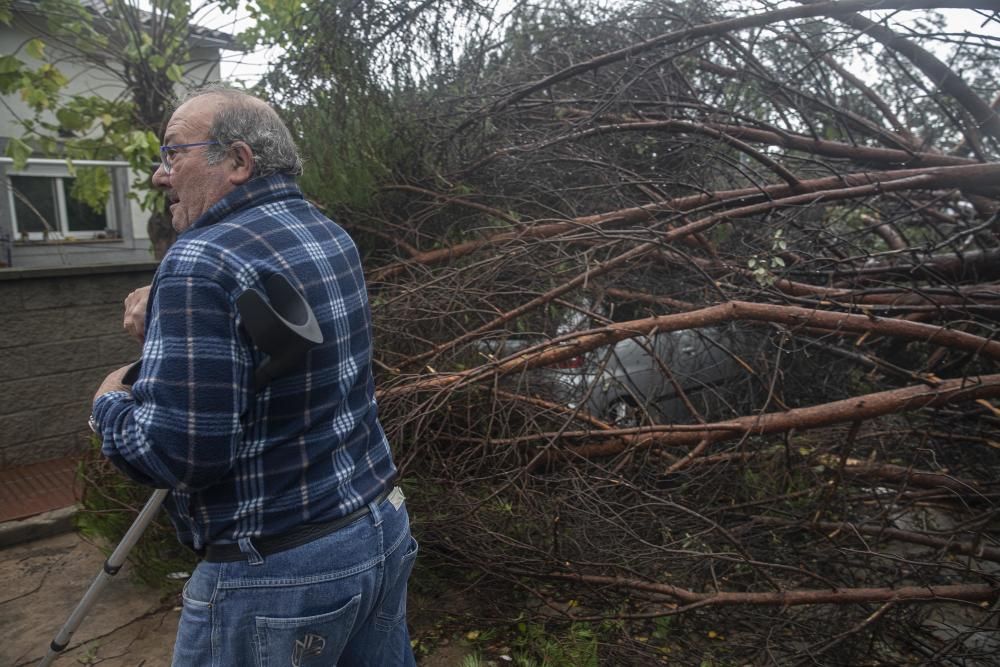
255, 593, 361, 667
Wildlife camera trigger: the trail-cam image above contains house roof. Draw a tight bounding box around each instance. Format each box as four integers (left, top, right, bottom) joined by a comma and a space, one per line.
11, 0, 241, 51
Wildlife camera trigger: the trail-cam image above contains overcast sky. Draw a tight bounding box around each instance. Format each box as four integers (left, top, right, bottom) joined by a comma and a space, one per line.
198, 4, 998, 87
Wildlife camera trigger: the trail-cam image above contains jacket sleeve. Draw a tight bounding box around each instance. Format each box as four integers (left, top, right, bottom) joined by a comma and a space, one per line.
93, 275, 252, 492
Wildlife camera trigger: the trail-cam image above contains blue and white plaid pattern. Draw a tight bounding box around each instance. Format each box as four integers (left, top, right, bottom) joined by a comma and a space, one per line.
93, 174, 397, 549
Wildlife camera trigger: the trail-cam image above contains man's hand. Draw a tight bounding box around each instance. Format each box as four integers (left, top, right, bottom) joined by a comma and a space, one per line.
124, 285, 151, 343
94, 364, 134, 403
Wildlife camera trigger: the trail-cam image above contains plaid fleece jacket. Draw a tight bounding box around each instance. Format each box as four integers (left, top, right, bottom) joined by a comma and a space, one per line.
92, 174, 397, 549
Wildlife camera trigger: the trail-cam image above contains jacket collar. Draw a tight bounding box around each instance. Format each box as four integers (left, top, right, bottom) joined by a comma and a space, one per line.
190, 173, 303, 230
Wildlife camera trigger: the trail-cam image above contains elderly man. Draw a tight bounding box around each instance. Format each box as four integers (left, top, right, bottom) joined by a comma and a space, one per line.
91, 86, 416, 666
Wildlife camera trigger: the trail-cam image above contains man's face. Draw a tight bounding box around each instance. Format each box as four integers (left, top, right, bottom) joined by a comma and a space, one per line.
152, 95, 236, 234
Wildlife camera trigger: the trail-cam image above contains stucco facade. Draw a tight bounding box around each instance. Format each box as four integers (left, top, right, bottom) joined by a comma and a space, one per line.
0, 3, 236, 268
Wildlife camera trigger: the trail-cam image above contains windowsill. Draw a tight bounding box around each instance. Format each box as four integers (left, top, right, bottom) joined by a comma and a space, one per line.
14, 237, 124, 245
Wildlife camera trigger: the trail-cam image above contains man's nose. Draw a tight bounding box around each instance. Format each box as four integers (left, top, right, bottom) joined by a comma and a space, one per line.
151, 163, 169, 189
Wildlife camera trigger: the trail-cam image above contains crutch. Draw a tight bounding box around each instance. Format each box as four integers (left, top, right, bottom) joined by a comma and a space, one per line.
39, 274, 323, 667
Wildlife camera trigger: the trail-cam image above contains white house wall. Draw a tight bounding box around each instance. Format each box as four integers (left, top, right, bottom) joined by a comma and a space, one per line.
2, 12, 228, 268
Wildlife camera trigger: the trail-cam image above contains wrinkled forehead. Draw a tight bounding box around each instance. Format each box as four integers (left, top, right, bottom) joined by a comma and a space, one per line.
163, 95, 221, 144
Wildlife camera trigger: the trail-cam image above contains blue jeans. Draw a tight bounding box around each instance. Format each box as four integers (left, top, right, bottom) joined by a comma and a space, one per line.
172, 489, 418, 666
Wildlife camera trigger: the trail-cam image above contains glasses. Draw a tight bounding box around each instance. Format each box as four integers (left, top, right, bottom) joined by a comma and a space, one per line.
158, 141, 220, 173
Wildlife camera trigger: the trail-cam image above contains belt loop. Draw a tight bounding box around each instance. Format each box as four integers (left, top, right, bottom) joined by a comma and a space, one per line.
368, 497, 384, 528
238, 537, 265, 565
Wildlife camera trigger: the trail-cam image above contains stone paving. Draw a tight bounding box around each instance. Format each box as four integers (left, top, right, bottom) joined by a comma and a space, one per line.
0, 531, 178, 667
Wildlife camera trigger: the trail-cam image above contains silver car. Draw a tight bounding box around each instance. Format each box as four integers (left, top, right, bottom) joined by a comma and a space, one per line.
485, 323, 743, 427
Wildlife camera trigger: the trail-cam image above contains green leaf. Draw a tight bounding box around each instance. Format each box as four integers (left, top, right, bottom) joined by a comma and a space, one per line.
0, 55, 22, 74
166, 63, 184, 83
26, 38, 46, 60
0, 55, 23, 94
149, 54, 166, 69
56, 107, 87, 131
130, 130, 149, 151
23, 85, 50, 110
7, 137, 32, 170
69, 166, 111, 212
41, 63, 68, 87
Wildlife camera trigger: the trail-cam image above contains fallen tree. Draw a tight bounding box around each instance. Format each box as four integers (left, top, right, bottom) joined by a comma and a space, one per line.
71, 1, 998, 663
340, 2, 1000, 661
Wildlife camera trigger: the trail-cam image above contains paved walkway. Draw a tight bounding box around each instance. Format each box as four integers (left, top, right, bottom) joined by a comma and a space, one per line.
0, 531, 177, 666
0, 458, 80, 523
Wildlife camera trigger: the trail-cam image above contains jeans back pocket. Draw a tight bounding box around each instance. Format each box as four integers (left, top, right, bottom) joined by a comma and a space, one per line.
255, 593, 362, 667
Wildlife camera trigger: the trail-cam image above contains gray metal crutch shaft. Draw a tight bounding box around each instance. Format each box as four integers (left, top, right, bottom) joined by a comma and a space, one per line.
38, 488, 169, 667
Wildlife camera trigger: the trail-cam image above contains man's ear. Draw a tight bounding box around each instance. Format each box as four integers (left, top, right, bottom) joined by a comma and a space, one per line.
228, 141, 254, 185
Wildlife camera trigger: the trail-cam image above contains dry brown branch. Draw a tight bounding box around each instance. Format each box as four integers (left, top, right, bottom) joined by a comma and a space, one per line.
371, 162, 999, 282
830, 8, 1000, 143
755, 517, 1000, 562
483, 374, 1000, 464
474, 0, 994, 122
382, 302, 1000, 397
810, 44, 914, 144
642, 243, 1000, 308
464, 118, 976, 175
380, 183, 526, 229
531, 571, 998, 608
836, 459, 984, 493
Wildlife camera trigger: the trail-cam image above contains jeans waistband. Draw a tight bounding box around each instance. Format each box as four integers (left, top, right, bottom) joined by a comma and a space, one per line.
199, 485, 395, 563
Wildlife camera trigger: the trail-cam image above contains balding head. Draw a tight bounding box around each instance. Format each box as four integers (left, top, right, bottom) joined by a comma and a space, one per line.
180, 85, 303, 179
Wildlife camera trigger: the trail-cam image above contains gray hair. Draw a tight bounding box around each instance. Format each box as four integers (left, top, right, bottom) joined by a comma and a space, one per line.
181, 84, 303, 178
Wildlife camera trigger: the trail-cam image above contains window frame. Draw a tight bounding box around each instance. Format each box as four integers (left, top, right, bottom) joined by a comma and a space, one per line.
6, 163, 117, 241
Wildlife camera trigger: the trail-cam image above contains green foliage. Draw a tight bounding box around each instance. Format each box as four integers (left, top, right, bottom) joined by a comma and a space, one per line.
651, 615, 674, 641
17, 63, 68, 111
226, 0, 304, 54
5, 136, 31, 169
239, 0, 526, 215
460, 653, 487, 667
0, 54, 23, 92
293, 91, 403, 211
76, 437, 196, 591
512, 621, 600, 667
6, 0, 201, 212
239, 0, 500, 95
25, 37, 45, 59
69, 166, 112, 212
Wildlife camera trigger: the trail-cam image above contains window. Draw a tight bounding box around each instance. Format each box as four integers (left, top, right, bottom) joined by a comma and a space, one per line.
8, 173, 112, 240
